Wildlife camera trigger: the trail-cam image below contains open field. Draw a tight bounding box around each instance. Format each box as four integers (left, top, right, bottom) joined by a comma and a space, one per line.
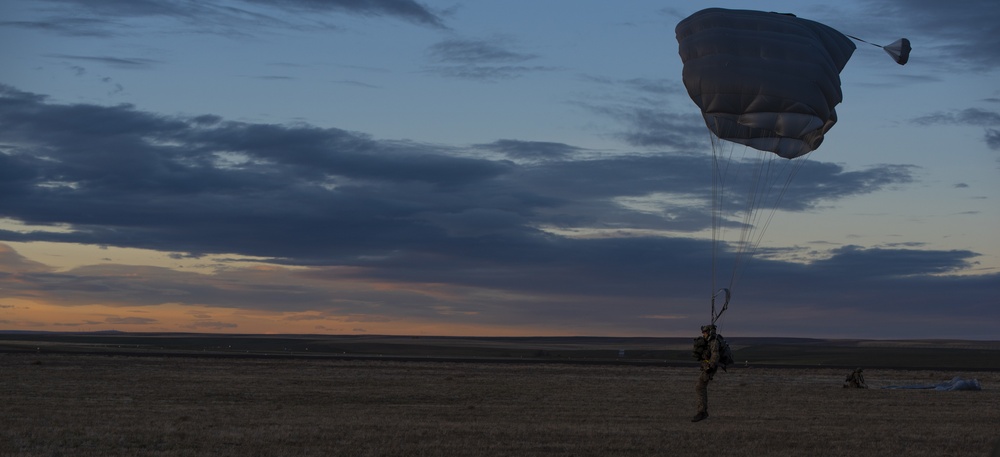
3, 352, 999, 457
2, 332, 1000, 370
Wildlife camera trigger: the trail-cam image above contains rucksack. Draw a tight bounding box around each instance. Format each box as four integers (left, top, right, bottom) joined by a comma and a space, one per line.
716, 334, 735, 370
692, 334, 735, 370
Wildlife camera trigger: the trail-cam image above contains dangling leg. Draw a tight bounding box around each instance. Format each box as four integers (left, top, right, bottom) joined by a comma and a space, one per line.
692, 370, 711, 422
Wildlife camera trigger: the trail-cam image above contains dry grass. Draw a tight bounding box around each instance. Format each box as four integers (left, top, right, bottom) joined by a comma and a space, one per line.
2, 354, 998, 456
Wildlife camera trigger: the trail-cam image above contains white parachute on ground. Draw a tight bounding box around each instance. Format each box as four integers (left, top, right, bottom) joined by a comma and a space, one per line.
882, 377, 983, 391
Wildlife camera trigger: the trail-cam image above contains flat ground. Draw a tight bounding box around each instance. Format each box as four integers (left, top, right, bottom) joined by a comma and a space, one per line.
2, 353, 998, 457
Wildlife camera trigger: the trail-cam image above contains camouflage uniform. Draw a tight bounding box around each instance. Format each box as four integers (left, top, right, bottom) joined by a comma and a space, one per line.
843, 368, 867, 389
693, 325, 721, 422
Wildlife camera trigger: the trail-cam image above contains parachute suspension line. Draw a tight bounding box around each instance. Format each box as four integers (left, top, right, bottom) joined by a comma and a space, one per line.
706, 123, 811, 325
729, 147, 768, 289
710, 132, 719, 300
727, 150, 811, 292
710, 133, 722, 299
750, 154, 810, 256
845, 34, 884, 49
709, 129, 738, 320
708, 134, 813, 323
731, 151, 778, 287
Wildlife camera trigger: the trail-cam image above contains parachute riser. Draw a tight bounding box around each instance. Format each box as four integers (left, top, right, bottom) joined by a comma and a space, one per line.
711, 287, 730, 326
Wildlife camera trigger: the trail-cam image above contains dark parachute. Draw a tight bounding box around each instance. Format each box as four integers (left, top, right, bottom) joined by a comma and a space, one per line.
675, 9, 910, 326
676, 8, 857, 159
676, 9, 860, 325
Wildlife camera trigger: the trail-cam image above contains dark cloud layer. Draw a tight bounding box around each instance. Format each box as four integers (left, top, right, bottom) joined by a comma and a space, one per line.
475, 140, 583, 161
915, 108, 1000, 151
3, 0, 444, 36
0, 84, 915, 258
1, 84, 996, 337
242, 0, 444, 27
46, 54, 161, 69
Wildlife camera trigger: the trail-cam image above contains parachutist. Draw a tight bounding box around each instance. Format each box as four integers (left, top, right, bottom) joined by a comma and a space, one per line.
843, 368, 868, 389
692, 324, 720, 422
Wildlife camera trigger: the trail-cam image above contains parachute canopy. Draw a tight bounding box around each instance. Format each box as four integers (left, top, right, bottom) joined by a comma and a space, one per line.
676, 8, 857, 159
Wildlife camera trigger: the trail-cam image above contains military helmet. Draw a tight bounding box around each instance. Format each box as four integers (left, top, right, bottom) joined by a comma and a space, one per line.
700, 324, 716, 333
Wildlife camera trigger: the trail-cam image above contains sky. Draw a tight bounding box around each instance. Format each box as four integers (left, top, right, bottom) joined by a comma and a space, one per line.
0, 0, 998, 339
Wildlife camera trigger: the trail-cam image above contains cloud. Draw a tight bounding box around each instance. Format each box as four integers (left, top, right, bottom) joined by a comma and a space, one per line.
285, 313, 327, 321
807, 245, 977, 278
425, 37, 552, 81
52, 320, 103, 327
573, 76, 706, 151
737, 247, 1000, 338
241, 0, 445, 28
474, 140, 583, 161
914, 107, 1000, 150
914, 108, 1000, 127
428, 38, 537, 64
105, 316, 158, 325
47, 54, 160, 69
0, 18, 118, 37
582, 76, 682, 96
0, 84, 918, 262
987, 130, 1000, 150
604, 105, 705, 149
428, 64, 553, 82
185, 320, 238, 330
1, 85, 994, 338
2, 239, 996, 337
4, 0, 444, 38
